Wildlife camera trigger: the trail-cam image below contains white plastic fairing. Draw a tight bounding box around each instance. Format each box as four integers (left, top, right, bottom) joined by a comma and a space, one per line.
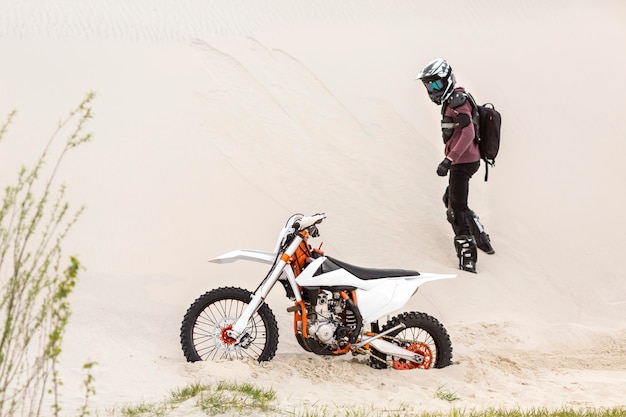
209, 249, 276, 264
296, 257, 456, 322
356, 280, 418, 323
295, 257, 384, 290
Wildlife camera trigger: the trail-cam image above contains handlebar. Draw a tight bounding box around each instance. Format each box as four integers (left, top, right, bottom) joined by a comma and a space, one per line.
296, 213, 326, 231
275, 213, 327, 254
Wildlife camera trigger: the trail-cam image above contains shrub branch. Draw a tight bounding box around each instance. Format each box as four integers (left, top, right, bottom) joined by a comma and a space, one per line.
0, 92, 96, 417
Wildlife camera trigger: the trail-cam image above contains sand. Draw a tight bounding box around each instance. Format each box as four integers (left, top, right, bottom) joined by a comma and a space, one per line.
1, 0, 625, 415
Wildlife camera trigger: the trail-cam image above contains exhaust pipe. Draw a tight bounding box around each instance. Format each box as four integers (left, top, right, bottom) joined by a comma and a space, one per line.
367, 338, 425, 365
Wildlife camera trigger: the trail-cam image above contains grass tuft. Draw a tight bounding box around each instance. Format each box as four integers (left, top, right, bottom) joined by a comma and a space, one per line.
436, 383, 461, 402
108, 381, 626, 417
119, 401, 168, 417
169, 382, 212, 403
197, 380, 277, 415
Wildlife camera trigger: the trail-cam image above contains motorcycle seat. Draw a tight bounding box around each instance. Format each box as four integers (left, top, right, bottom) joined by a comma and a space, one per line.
322, 256, 420, 280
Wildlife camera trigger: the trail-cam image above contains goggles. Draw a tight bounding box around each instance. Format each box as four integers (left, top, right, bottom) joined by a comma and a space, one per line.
424, 79, 444, 92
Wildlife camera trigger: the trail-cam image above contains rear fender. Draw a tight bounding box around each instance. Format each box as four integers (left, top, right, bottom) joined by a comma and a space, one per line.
412, 272, 457, 285
357, 272, 456, 322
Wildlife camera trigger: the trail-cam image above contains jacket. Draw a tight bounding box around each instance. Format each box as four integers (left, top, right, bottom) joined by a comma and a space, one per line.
442, 87, 480, 164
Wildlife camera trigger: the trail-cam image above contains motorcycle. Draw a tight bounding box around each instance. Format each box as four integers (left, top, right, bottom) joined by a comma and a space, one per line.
180, 213, 456, 369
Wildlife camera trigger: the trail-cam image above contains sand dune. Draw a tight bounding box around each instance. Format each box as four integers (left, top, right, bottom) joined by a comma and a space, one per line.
1, 0, 625, 414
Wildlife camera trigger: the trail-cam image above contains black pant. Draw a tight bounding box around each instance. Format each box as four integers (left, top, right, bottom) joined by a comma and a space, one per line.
446, 161, 480, 236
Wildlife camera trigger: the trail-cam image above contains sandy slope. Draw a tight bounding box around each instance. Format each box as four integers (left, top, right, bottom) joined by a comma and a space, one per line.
1, 0, 625, 414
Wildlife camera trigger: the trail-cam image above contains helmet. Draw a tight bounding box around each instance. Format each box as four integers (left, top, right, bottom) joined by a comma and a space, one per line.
416, 58, 456, 105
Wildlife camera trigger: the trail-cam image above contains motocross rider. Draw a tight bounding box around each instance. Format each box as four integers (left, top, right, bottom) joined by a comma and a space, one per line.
416, 58, 494, 273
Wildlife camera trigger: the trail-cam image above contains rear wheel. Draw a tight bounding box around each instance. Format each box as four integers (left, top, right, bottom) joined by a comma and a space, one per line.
370, 312, 452, 369
180, 286, 279, 362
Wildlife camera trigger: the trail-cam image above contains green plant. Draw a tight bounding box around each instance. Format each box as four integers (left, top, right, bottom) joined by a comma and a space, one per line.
197, 380, 277, 415
106, 379, 626, 417
169, 382, 212, 403
0, 92, 95, 416
435, 383, 461, 403
119, 402, 169, 417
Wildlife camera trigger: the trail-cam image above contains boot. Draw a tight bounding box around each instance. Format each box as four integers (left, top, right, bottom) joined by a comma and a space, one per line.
469, 211, 495, 254
454, 235, 478, 273
476, 232, 495, 254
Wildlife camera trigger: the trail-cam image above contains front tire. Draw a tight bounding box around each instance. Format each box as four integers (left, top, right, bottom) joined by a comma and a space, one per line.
371, 312, 453, 369
180, 286, 279, 362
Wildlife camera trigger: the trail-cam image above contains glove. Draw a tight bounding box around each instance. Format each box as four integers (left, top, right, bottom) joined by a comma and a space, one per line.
437, 158, 452, 176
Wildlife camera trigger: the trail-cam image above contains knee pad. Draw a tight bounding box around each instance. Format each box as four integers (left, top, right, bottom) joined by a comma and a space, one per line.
446, 207, 455, 225
447, 207, 472, 236
446, 207, 459, 229
446, 207, 461, 235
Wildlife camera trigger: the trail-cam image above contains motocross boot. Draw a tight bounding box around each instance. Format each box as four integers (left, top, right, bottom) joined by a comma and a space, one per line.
468, 210, 495, 254
454, 235, 478, 273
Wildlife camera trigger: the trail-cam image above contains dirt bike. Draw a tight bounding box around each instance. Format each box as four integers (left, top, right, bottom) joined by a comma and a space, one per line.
180, 213, 456, 369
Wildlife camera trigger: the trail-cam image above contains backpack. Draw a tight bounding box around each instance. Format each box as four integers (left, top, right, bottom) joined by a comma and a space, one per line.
466, 93, 502, 181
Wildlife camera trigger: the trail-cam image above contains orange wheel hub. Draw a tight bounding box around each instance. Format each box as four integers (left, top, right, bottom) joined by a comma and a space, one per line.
220, 325, 236, 345
392, 342, 433, 370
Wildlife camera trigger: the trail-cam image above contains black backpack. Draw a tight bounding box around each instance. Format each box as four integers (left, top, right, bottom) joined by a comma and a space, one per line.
467, 93, 501, 181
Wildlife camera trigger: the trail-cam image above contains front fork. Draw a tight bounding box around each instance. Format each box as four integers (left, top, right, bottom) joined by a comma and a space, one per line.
226, 233, 304, 341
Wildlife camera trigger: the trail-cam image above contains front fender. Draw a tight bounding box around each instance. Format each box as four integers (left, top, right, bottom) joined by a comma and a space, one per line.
209, 249, 276, 265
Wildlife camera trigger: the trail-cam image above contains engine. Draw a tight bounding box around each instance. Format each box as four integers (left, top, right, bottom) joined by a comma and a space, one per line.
304, 289, 358, 351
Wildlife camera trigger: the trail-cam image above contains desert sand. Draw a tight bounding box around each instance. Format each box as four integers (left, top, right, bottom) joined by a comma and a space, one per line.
1, 0, 625, 415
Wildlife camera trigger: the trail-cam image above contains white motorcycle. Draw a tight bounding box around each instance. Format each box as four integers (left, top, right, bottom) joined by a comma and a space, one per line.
180, 213, 456, 369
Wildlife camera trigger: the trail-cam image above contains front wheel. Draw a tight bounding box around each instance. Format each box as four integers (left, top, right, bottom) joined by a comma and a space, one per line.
180, 286, 279, 362
371, 312, 453, 369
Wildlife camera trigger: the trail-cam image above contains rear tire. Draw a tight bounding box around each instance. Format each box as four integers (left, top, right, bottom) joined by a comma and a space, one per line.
180, 286, 279, 362
371, 312, 452, 369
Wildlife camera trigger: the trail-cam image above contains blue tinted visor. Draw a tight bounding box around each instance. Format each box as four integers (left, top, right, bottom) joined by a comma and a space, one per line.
424, 79, 444, 92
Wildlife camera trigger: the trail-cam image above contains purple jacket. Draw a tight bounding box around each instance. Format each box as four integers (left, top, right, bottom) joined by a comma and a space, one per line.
442, 87, 480, 164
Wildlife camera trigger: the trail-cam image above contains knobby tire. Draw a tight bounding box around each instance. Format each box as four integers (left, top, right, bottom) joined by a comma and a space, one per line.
180, 286, 279, 362
372, 311, 453, 369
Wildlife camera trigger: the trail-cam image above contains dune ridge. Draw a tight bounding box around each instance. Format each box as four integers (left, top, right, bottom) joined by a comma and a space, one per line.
1, 0, 625, 414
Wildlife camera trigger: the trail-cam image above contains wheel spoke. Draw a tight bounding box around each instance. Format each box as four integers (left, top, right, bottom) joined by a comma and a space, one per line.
371, 312, 452, 369
191, 298, 270, 361
390, 327, 439, 368
181, 287, 279, 363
